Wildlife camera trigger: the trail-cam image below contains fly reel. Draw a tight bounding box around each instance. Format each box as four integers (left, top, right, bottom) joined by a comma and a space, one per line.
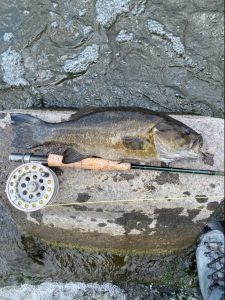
6, 163, 59, 212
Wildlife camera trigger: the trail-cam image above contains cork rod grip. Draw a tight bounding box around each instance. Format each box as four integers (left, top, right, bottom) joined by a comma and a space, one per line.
48, 154, 131, 171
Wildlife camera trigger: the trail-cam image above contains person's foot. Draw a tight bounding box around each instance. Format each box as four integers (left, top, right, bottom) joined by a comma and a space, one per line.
196, 221, 224, 300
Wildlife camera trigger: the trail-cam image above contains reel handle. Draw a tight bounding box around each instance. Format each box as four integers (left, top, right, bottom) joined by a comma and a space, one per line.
48, 154, 131, 171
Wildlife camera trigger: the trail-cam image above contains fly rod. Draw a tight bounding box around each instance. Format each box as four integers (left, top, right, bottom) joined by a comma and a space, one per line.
9, 153, 224, 176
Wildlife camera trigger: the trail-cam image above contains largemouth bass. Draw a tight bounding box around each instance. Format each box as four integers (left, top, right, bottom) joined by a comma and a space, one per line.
11, 107, 203, 164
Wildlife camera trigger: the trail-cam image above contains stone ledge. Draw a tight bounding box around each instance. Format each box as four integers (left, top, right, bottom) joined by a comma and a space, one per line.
0, 110, 224, 254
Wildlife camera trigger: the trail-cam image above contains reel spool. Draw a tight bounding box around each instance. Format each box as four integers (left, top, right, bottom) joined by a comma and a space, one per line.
6, 163, 59, 212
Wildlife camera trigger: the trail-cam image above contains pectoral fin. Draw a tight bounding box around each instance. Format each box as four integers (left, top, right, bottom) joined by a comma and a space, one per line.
62, 148, 88, 164
122, 137, 144, 150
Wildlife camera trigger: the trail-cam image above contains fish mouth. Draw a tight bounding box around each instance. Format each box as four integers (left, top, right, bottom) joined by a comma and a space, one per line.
190, 136, 203, 154
155, 136, 190, 161
155, 135, 202, 161
187, 136, 203, 159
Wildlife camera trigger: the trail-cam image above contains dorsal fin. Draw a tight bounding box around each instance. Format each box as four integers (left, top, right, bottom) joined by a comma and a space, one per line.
68, 106, 98, 121
68, 106, 163, 121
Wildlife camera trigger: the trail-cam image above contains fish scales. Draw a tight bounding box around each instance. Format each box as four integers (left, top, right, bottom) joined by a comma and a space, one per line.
49, 111, 161, 161
11, 107, 203, 164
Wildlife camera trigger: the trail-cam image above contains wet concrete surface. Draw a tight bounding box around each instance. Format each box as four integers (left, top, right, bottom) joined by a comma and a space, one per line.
0, 0, 224, 116
0, 201, 201, 299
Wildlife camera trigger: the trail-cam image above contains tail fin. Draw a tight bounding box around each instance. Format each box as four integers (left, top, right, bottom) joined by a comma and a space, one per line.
11, 114, 49, 149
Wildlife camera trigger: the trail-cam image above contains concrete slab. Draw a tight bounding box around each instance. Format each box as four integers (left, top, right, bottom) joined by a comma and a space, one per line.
0, 110, 224, 254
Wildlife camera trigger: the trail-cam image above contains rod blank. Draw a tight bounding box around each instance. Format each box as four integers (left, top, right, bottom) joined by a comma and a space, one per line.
131, 164, 224, 176
9, 153, 224, 176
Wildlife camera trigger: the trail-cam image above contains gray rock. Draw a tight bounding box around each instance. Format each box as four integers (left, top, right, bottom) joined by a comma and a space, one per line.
116, 29, 134, 42
82, 26, 93, 35
63, 44, 100, 74
96, 0, 132, 28
3, 32, 14, 42
0, 0, 224, 115
131, 0, 146, 16
146, 19, 185, 55
0, 48, 28, 86
0, 282, 127, 300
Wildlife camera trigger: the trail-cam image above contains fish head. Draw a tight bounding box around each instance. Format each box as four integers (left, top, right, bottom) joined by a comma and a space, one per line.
154, 120, 203, 162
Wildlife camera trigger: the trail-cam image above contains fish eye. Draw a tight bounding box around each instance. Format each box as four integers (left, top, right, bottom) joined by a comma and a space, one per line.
183, 128, 191, 135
